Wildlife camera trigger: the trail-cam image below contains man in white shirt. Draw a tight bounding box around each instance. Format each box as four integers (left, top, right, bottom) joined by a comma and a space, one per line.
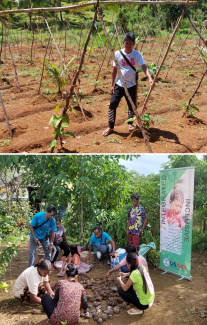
103, 32, 153, 136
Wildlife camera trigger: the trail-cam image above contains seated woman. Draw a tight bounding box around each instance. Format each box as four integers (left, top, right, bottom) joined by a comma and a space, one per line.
56, 243, 81, 277
105, 244, 149, 280
42, 264, 88, 325
117, 252, 155, 315
13, 259, 54, 305
51, 216, 70, 269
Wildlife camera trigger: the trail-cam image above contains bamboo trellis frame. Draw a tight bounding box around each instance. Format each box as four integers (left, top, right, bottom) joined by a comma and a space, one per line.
0, 1, 197, 16
0, 0, 203, 153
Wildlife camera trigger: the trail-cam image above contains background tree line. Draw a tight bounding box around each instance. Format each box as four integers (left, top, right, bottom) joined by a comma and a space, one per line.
0, 0, 206, 37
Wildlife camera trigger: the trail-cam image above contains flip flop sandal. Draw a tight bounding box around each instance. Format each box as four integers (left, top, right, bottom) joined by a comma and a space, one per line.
103, 128, 114, 137
128, 125, 135, 132
127, 308, 144, 315
56, 272, 65, 277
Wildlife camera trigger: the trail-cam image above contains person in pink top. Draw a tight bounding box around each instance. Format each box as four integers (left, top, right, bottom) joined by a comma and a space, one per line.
104, 244, 149, 280
165, 188, 185, 230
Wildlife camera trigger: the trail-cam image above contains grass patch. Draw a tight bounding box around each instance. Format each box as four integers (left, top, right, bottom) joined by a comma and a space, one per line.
154, 116, 168, 123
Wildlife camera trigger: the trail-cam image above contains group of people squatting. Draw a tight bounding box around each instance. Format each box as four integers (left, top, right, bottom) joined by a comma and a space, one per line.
13, 193, 155, 324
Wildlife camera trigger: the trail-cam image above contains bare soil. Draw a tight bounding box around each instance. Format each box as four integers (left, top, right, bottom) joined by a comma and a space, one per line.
0, 238, 207, 325
0, 40, 207, 153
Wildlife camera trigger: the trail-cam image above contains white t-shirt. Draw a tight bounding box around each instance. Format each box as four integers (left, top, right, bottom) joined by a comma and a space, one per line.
113, 49, 145, 88
13, 266, 48, 298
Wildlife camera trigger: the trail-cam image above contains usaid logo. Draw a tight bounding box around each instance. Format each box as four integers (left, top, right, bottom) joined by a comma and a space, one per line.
163, 258, 169, 267
170, 261, 186, 270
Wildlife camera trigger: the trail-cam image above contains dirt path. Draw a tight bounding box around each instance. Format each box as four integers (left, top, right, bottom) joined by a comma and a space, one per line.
0, 40, 207, 153
0, 238, 207, 325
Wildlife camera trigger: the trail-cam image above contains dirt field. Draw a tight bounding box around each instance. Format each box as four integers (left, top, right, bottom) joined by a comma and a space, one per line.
0, 39, 207, 153
0, 238, 207, 325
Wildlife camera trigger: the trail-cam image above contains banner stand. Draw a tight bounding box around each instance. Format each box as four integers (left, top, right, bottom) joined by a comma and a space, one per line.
159, 167, 195, 282
159, 267, 192, 281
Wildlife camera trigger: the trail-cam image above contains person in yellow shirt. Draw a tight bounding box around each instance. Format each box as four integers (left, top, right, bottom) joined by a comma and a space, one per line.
117, 252, 155, 315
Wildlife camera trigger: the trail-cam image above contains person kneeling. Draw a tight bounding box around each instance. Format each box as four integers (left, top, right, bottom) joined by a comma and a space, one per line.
117, 252, 155, 315
13, 260, 54, 305
42, 264, 88, 325
85, 226, 116, 264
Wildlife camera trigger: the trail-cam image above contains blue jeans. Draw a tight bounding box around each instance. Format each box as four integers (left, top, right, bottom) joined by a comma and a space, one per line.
29, 236, 51, 267
121, 265, 129, 273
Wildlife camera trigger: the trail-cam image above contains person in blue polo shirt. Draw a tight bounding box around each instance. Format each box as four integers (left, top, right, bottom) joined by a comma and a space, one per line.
85, 226, 116, 263
29, 206, 57, 267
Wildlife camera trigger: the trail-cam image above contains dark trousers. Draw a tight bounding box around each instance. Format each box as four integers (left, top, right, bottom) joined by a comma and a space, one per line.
109, 84, 136, 129
118, 286, 149, 311
52, 241, 70, 263
42, 294, 56, 319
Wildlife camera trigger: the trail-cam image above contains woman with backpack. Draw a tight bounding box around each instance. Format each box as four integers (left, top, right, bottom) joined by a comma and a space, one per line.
117, 252, 155, 315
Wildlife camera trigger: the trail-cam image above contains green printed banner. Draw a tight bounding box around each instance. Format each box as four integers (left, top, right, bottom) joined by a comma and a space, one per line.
159, 167, 195, 280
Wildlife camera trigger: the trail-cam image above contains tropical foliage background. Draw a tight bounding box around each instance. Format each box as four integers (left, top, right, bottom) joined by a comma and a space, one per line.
0, 154, 207, 283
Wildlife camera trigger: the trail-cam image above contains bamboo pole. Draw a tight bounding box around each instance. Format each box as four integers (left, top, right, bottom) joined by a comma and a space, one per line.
0, 93, 12, 136
50, 0, 100, 152
182, 5, 207, 47
142, 17, 180, 99
21, 21, 22, 59
31, 22, 35, 61
98, 8, 153, 153
4, 19, 6, 60
0, 19, 3, 62
88, 8, 110, 61
93, 13, 126, 86
2, 20, 20, 92
44, 18, 87, 122
184, 67, 207, 116
165, 27, 193, 79
113, 18, 122, 48
140, 5, 188, 115
38, 34, 51, 94
77, 25, 83, 61
55, 14, 60, 49
64, 25, 67, 60
0, 2, 197, 16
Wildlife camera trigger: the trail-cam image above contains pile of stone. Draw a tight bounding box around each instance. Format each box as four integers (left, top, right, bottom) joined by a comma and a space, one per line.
79, 274, 127, 323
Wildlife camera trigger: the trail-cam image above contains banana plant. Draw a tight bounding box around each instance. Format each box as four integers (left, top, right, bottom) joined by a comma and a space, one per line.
137, 63, 167, 78
44, 57, 79, 94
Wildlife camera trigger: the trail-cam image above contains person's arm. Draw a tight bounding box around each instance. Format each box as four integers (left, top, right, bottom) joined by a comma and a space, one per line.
141, 64, 154, 87
117, 276, 133, 292
53, 288, 60, 305
109, 238, 116, 257
81, 292, 88, 310
62, 232, 67, 242
29, 224, 39, 246
120, 272, 130, 278
105, 263, 121, 280
44, 281, 55, 298
85, 245, 92, 261
126, 220, 129, 238
48, 231, 55, 254
140, 217, 148, 236
111, 66, 117, 95
30, 293, 42, 304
